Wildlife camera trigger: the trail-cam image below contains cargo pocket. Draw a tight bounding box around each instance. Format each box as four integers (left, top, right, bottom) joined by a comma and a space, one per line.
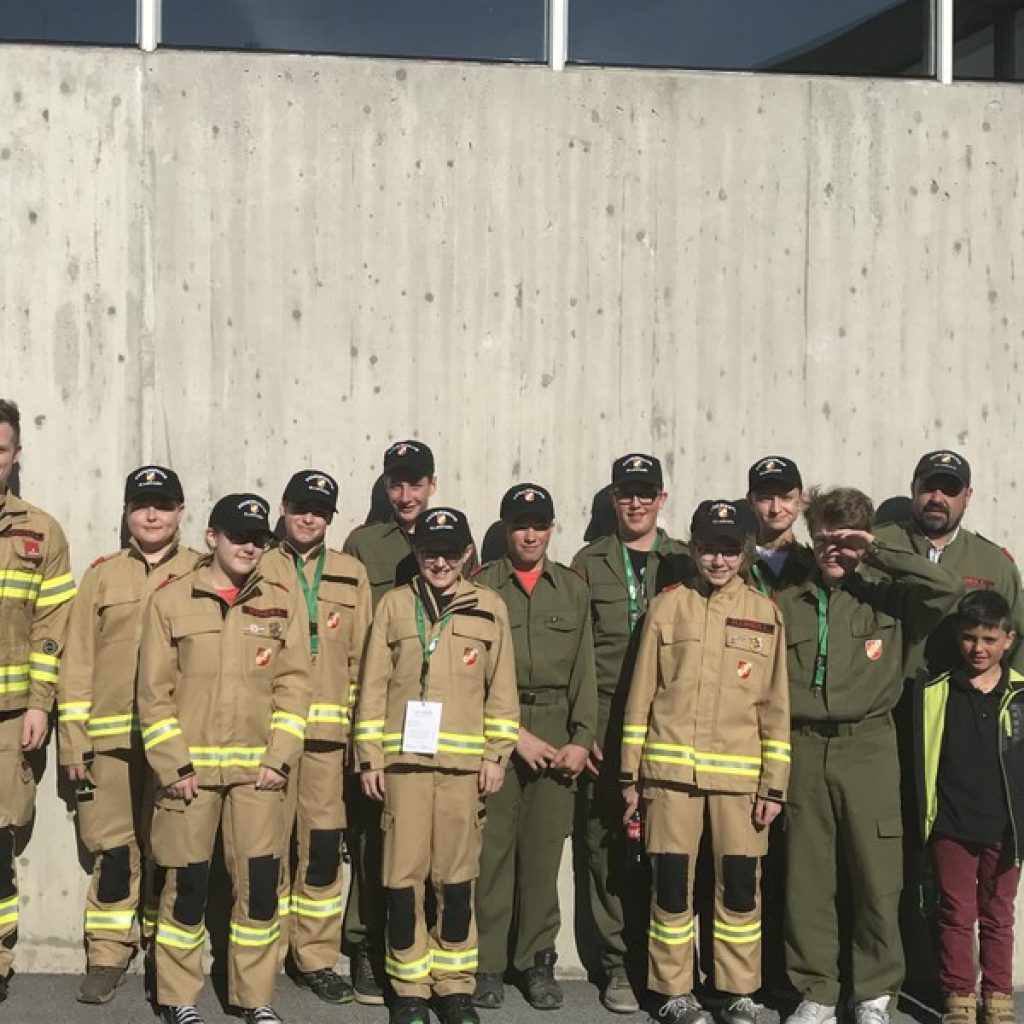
150, 793, 205, 868
872, 816, 905, 896
379, 807, 395, 886
9, 757, 35, 828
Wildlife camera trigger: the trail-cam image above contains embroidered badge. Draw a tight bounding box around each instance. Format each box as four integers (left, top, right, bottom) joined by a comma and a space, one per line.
463, 647, 479, 667
327, 611, 341, 631
255, 646, 273, 668
22, 539, 41, 559
737, 660, 753, 680
865, 639, 883, 661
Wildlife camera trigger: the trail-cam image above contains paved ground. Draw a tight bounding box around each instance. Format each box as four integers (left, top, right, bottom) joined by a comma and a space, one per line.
3, 975, 1007, 1024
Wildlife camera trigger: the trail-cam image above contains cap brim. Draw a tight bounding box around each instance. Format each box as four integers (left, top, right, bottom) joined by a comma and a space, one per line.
125, 487, 182, 504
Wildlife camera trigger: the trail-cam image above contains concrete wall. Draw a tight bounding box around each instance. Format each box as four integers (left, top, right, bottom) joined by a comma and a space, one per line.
2, 42, 1024, 977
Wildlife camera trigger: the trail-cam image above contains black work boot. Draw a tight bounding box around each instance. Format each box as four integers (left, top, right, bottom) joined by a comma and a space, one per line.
522, 949, 562, 1010
352, 941, 385, 1005
437, 993, 480, 1024
391, 996, 431, 1024
472, 972, 504, 1009
297, 966, 355, 1004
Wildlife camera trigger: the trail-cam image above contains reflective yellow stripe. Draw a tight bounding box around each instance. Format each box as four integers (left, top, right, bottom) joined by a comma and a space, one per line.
761, 739, 791, 763
348, 681, 360, 705
88, 714, 139, 738
382, 733, 403, 752
0, 663, 29, 697
483, 718, 518, 740
433, 948, 478, 971
385, 952, 432, 980
648, 920, 694, 945
270, 710, 306, 740
85, 909, 136, 931
437, 731, 485, 754
0, 895, 17, 927
623, 724, 647, 746
143, 718, 182, 751
37, 573, 77, 608
29, 650, 59, 685
308, 703, 349, 725
713, 919, 761, 944
290, 894, 343, 919
278, 897, 291, 918
355, 720, 384, 739
156, 920, 206, 950
0, 570, 41, 601
141, 908, 158, 929
643, 743, 762, 778
229, 919, 281, 947
58, 701, 92, 722
189, 746, 264, 768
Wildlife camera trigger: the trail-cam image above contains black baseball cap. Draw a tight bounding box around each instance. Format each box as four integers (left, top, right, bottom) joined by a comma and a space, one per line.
383, 440, 435, 480
413, 507, 472, 553
913, 450, 971, 488
748, 456, 803, 493
500, 483, 555, 524
282, 470, 338, 514
124, 465, 184, 505
208, 493, 274, 541
691, 500, 747, 546
612, 453, 663, 490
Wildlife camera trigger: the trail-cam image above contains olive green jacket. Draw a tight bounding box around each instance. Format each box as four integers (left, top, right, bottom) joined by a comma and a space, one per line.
750, 542, 816, 598
473, 556, 597, 750
777, 539, 961, 723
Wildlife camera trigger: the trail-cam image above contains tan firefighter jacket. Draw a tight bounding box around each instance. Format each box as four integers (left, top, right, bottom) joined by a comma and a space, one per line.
137, 560, 312, 788
354, 576, 519, 772
621, 575, 791, 801
0, 493, 76, 713
57, 538, 201, 765
259, 541, 372, 744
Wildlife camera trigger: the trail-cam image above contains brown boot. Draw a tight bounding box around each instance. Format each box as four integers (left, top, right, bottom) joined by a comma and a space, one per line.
942, 995, 977, 1024
982, 993, 1015, 1024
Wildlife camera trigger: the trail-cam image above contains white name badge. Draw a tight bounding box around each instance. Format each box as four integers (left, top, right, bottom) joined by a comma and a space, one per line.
403, 701, 443, 755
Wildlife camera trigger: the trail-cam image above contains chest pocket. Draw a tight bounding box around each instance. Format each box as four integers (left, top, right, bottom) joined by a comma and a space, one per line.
319, 580, 357, 645
541, 613, 581, 672
590, 581, 629, 641
849, 608, 898, 664
724, 628, 771, 659
452, 615, 497, 677
97, 585, 140, 640
657, 622, 702, 680
0, 538, 40, 625
171, 614, 223, 676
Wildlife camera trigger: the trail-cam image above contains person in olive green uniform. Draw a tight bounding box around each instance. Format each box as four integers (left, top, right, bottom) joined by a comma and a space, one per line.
875, 449, 1024, 1005
342, 441, 477, 1003
777, 488, 961, 1024
571, 454, 692, 1014
472, 485, 597, 1011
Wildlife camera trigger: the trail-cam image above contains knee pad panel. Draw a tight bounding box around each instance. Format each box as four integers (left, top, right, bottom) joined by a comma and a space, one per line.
306, 829, 342, 888
722, 855, 758, 914
655, 853, 689, 915
172, 861, 210, 927
387, 886, 416, 951
97, 844, 132, 904
248, 854, 280, 922
440, 881, 472, 944
0, 828, 15, 899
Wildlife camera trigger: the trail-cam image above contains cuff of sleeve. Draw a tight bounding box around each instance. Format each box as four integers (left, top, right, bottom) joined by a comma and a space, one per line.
619, 772, 636, 784
759, 783, 786, 801
570, 727, 596, 750
59, 746, 94, 768
27, 695, 54, 713
482, 752, 506, 766
158, 762, 196, 788
261, 759, 291, 778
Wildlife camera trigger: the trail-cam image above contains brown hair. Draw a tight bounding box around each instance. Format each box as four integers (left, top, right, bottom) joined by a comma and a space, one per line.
0, 400, 21, 447
804, 486, 874, 536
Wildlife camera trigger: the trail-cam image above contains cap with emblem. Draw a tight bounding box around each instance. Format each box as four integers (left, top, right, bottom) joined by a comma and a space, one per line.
282, 470, 338, 514
611, 453, 663, 489
500, 483, 555, 524
413, 506, 473, 552
913, 450, 971, 488
124, 465, 184, 505
747, 455, 802, 493
383, 440, 435, 480
209, 493, 274, 541
691, 499, 748, 545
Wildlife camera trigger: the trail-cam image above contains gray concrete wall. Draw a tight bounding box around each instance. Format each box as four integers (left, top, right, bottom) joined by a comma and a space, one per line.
2, 43, 1023, 977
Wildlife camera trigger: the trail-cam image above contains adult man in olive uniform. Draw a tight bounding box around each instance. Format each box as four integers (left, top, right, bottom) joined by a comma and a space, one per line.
571, 453, 692, 1013
58, 465, 199, 1004
343, 441, 477, 1002
473, 484, 597, 1011
776, 488, 960, 1024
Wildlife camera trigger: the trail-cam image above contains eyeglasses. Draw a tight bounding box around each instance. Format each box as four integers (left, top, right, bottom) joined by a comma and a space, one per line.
419, 550, 463, 565
696, 547, 742, 560
613, 487, 660, 506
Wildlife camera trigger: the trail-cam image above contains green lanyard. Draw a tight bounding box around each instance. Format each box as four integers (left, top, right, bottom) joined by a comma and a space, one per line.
414, 597, 455, 699
295, 548, 327, 657
621, 536, 661, 630
751, 563, 771, 598
813, 586, 828, 694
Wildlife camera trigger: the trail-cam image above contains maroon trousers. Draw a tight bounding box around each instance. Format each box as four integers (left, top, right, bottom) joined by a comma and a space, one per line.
932, 835, 1021, 997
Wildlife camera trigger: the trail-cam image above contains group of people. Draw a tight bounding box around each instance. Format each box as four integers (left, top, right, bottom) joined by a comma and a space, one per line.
0, 394, 1021, 1024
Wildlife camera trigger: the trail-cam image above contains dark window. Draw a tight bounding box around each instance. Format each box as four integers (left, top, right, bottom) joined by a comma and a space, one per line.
162, 0, 548, 63
954, 0, 1024, 81
0, 0, 136, 45
568, 0, 931, 77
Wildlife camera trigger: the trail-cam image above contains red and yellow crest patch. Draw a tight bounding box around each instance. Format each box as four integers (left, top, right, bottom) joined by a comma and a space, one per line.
737, 660, 753, 680
255, 646, 273, 668
864, 639, 883, 661
463, 647, 479, 667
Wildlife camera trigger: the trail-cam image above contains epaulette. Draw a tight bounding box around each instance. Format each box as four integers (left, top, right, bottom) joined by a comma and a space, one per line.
470, 563, 490, 577
975, 531, 1016, 563
1005, 548, 1016, 563
265, 579, 289, 592
155, 573, 180, 591
660, 582, 682, 593
90, 554, 110, 569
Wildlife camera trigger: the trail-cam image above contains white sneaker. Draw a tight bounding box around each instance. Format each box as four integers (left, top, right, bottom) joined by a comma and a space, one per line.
784, 1002, 837, 1024
853, 996, 890, 1024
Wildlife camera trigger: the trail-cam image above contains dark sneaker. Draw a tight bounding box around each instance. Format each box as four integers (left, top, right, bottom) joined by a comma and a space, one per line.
472, 973, 504, 1009
392, 996, 432, 1024
716, 996, 775, 1024
0, 973, 9, 1004
654, 993, 713, 1024
523, 949, 562, 1010
242, 1007, 284, 1024
437, 993, 480, 1024
297, 967, 355, 1004
161, 1008, 206, 1024
77, 964, 128, 1004
602, 969, 640, 1014
352, 941, 385, 1005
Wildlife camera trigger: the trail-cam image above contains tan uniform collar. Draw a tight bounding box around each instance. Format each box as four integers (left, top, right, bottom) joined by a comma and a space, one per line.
128, 533, 182, 570
0, 492, 29, 526
413, 574, 478, 623
192, 563, 265, 605
279, 538, 326, 563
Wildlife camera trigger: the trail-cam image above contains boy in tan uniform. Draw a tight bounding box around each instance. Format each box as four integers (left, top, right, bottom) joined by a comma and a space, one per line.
622, 501, 790, 1024
355, 507, 518, 1024
138, 494, 312, 1024
58, 465, 199, 1004
0, 399, 76, 1001
260, 470, 372, 1004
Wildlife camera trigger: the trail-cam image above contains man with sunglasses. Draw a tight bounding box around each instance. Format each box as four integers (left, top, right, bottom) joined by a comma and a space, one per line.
571, 454, 692, 1013
355, 507, 518, 1024
472, 484, 597, 1011
58, 466, 200, 1005
260, 471, 371, 1006
138, 493, 312, 1024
